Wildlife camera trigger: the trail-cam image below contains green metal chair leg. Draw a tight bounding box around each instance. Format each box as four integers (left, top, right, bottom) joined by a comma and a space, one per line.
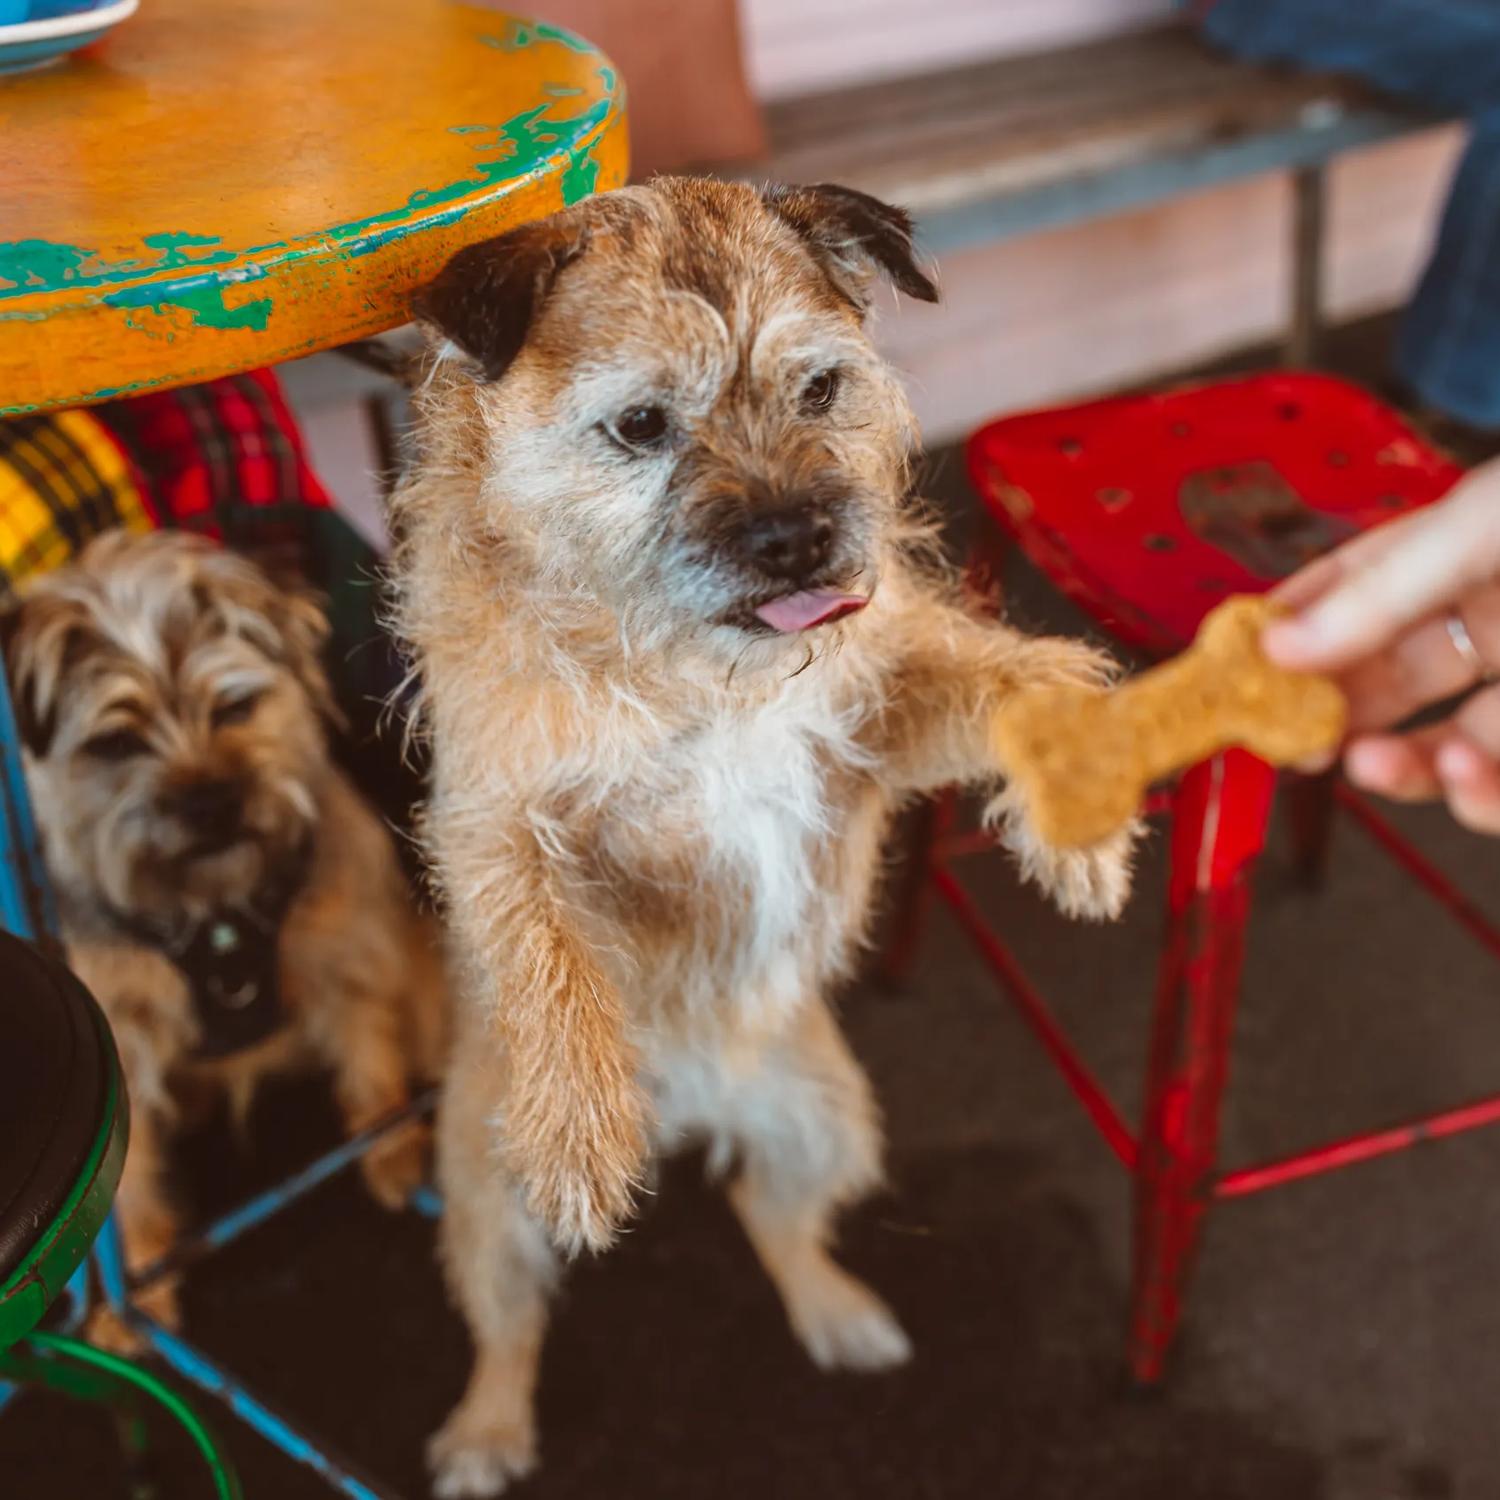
0, 1330, 243, 1500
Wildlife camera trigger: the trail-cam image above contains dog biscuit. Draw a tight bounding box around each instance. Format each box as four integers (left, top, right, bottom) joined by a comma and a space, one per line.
991, 595, 1347, 848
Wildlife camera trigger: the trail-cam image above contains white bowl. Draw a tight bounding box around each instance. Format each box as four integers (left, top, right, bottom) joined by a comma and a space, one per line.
0, 0, 138, 76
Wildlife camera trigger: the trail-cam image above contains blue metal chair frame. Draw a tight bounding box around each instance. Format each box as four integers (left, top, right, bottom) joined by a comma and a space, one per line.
0, 658, 437, 1500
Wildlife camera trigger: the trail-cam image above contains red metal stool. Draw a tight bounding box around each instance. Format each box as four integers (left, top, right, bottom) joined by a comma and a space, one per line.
927, 371, 1500, 1382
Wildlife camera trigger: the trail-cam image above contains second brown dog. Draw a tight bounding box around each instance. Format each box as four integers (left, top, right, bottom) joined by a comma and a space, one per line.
3, 530, 448, 1333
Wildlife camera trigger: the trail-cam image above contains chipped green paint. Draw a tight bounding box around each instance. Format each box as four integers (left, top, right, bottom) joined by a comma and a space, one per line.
137, 230, 233, 271
561, 146, 600, 206
0, 231, 235, 298
479, 20, 591, 53
106, 279, 273, 332
0, 239, 97, 291
319, 91, 613, 258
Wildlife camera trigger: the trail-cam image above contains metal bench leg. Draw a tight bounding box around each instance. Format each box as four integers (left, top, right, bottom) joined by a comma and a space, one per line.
362, 392, 402, 496
878, 794, 947, 988
1129, 751, 1275, 1382
1285, 768, 1338, 890
1287, 164, 1327, 368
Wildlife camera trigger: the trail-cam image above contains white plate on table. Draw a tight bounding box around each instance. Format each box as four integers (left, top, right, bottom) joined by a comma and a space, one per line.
0, 0, 138, 76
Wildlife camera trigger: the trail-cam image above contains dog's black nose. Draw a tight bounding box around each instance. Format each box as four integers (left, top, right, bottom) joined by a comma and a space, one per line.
741, 506, 834, 581
166, 777, 244, 837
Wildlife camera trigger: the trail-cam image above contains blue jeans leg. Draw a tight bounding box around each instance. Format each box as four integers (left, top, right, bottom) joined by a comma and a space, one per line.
1395, 115, 1500, 429
1201, 0, 1500, 428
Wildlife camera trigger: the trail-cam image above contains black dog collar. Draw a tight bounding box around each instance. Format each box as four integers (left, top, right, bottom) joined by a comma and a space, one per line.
109, 840, 313, 1061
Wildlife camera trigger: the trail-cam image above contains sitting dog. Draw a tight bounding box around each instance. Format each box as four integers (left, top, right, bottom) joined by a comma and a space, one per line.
392, 178, 1136, 1496
2, 530, 448, 1330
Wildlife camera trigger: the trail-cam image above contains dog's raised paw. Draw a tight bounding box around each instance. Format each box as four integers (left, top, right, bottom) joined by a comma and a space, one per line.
361, 1120, 432, 1211
428, 1418, 537, 1499
989, 788, 1139, 923
791, 1268, 912, 1373
1038, 824, 1138, 922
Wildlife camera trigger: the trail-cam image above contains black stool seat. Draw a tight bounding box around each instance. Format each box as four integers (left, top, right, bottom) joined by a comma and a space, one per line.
0, 932, 113, 1283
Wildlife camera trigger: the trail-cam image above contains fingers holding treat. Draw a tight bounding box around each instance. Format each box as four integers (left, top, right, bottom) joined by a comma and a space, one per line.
1346, 684, 1500, 834
1434, 728, 1500, 836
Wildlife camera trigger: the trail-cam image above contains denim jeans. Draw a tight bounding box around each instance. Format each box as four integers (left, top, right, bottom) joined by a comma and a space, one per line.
1199, 0, 1500, 429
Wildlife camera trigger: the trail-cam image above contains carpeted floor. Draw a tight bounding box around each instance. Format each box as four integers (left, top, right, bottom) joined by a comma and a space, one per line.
6, 318, 1500, 1500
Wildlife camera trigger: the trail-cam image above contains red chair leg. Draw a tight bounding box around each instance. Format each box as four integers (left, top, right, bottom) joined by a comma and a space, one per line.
966, 512, 1010, 604
1129, 750, 1276, 1383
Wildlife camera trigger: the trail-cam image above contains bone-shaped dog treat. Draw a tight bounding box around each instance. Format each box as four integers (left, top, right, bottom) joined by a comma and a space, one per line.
991, 595, 1347, 849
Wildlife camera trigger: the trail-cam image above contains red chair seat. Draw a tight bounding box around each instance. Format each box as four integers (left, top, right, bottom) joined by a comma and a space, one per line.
967, 372, 1462, 653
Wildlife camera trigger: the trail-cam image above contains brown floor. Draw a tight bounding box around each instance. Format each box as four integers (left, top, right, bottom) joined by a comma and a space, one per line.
5, 316, 1500, 1500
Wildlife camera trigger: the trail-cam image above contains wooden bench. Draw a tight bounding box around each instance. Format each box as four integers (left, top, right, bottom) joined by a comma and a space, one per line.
739, 22, 1447, 362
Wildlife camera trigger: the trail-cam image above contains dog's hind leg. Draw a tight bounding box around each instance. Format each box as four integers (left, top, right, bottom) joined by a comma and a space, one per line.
323, 988, 431, 1211
429, 1020, 557, 1499
68, 949, 187, 1346
725, 999, 911, 1373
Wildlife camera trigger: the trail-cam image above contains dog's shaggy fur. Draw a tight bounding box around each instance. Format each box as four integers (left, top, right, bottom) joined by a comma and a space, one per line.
2, 530, 448, 1331
391, 177, 1136, 1496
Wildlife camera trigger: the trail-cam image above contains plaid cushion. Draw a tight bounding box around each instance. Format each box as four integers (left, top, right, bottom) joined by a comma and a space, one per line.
97, 368, 332, 527
0, 411, 155, 604
0, 369, 332, 604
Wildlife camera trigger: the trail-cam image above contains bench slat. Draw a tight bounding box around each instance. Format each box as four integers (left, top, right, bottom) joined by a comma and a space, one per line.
733, 25, 1439, 253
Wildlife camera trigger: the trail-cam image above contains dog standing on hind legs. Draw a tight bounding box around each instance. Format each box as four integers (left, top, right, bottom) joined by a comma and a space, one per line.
393, 176, 1138, 1497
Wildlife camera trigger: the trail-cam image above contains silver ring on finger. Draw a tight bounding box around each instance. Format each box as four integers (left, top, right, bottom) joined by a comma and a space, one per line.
1447, 608, 1491, 681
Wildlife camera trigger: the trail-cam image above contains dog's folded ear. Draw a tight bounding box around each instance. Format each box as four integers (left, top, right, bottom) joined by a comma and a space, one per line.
761, 182, 939, 314
271, 590, 343, 730
210, 570, 342, 730
0, 594, 93, 758
415, 219, 592, 383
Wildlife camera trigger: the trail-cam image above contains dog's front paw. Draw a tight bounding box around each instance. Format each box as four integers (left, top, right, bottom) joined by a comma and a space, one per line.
428, 1410, 537, 1499
86, 1277, 183, 1357
789, 1263, 912, 1373
87, 1305, 150, 1358
988, 788, 1139, 922
361, 1119, 433, 1211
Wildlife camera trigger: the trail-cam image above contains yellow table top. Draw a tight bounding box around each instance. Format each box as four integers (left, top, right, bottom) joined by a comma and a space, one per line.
0, 0, 627, 414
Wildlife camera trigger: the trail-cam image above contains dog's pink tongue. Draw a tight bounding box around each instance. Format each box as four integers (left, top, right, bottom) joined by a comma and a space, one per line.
755, 589, 868, 634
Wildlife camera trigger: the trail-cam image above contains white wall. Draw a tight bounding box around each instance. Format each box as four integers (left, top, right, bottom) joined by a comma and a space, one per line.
741, 0, 1175, 98
742, 0, 1463, 444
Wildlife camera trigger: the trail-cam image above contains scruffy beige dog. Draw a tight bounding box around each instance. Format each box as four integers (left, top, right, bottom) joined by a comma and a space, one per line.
2, 530, 448, 1330
393, 178, 1135, 1496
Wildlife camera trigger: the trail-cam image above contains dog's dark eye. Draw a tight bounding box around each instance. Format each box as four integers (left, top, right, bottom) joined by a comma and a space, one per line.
801, 369, 841, 413
83, 728, 149, 762
212, 692, 262, 729
610, 405, 669, 451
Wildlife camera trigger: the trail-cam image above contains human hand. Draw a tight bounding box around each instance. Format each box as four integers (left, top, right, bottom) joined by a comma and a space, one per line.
1262, 460, 1500, 832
